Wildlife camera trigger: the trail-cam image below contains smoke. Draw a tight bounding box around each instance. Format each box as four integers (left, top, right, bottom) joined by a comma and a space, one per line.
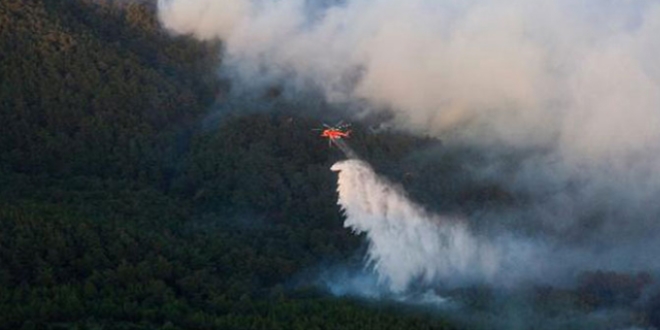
157, 0, 660, 293
157, 0, 660, 153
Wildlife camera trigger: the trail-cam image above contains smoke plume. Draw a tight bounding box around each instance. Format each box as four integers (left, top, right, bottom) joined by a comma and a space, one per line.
157, 0, 660, 291
158, 0, 660, 155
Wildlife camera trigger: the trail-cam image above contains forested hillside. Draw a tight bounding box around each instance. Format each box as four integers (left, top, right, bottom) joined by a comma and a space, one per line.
0, 0, 218, 179
0, 1, 457, 329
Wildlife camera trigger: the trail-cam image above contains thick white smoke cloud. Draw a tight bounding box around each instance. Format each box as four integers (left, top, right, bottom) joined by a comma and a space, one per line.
158, 0, 660, 287
158, 0, 660, 156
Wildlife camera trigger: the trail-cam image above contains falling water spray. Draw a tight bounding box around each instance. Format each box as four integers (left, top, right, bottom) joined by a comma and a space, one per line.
332, 139, 359, 159
331, 159, 543, 292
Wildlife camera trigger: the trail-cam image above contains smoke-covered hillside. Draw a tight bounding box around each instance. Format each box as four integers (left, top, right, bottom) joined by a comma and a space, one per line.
157, 0, 660, 261
157, 0, 660, 328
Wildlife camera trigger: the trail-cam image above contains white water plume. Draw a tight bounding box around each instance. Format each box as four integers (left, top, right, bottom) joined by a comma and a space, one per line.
332, 159, 541, 292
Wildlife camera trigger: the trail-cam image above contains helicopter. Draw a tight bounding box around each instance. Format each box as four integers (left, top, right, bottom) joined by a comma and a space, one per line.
312, 121, 351, 146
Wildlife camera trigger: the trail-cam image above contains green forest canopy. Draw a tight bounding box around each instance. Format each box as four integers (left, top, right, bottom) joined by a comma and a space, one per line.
2, 1, 660, 329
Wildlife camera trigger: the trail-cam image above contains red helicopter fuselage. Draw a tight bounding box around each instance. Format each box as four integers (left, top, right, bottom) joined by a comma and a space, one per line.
321, 128, 350, 140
